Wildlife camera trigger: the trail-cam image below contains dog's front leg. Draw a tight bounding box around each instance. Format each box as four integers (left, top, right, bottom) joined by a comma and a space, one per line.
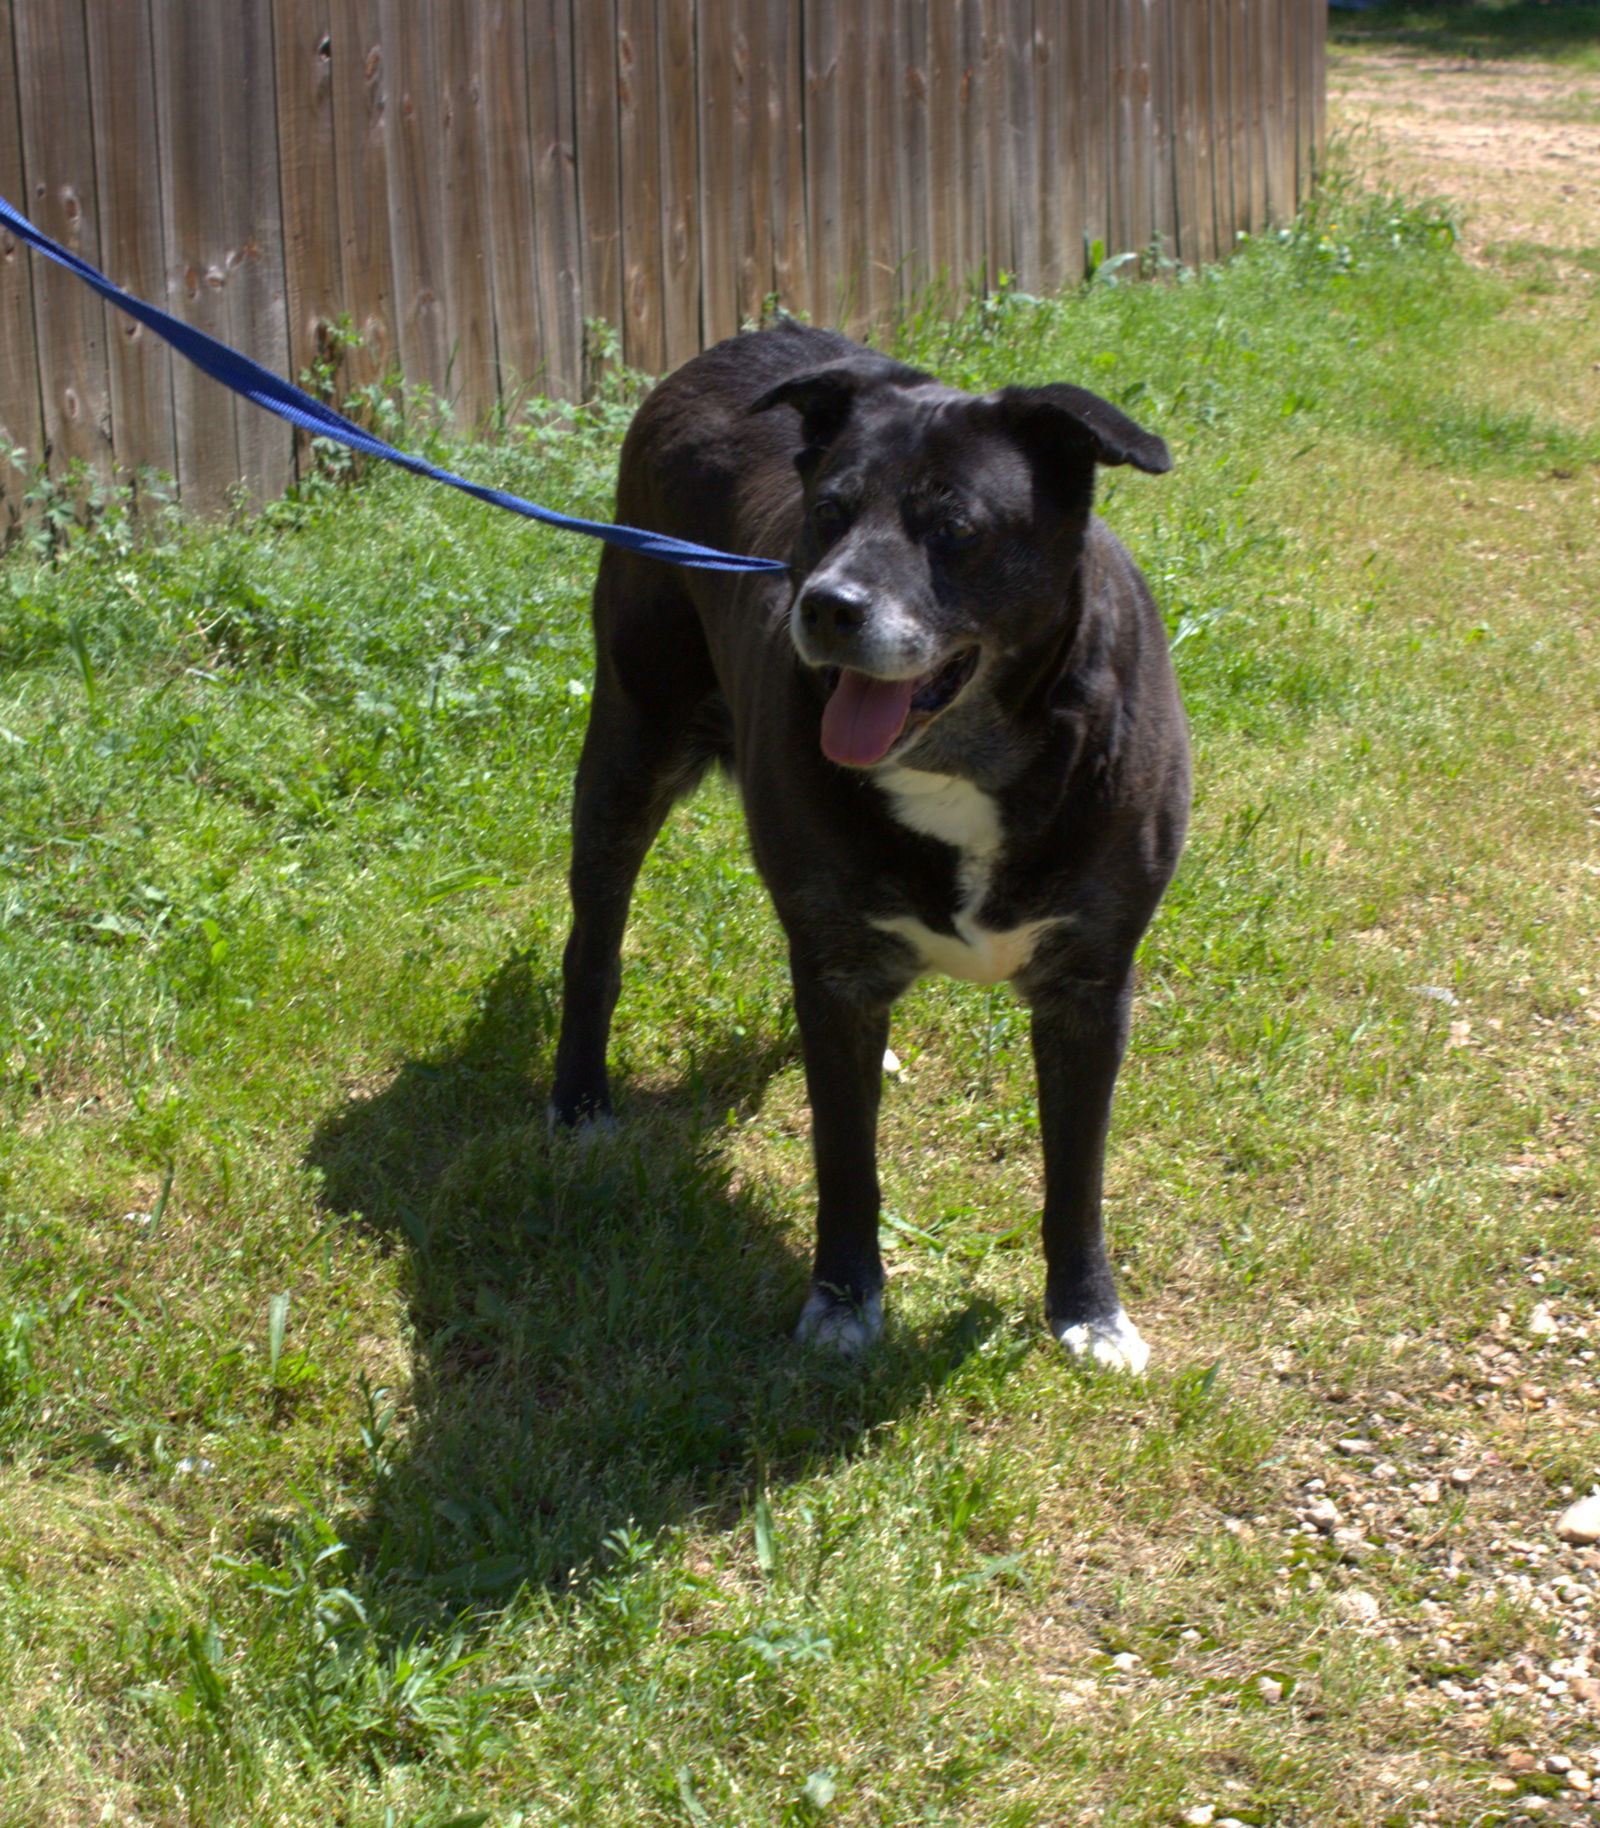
1029, 979, 1150, 1372
789, 958, 892, 1355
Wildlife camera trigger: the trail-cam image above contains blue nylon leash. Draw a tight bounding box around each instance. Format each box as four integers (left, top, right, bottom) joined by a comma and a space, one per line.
0, 195, 786, 575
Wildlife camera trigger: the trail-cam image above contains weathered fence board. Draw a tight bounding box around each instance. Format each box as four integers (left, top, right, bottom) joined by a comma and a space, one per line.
765, 0, 807, 315
0, 0, 1326, 515
14, 0, 109, 479
0, 0, 41, 515
85, 5, 175, 491
328, 1, 396, 394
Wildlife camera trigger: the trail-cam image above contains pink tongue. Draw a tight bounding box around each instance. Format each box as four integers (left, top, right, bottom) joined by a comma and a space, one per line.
820, 669, 917, 766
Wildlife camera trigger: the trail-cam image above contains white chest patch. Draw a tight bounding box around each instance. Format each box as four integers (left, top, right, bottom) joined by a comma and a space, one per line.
871, 765, 1062, 986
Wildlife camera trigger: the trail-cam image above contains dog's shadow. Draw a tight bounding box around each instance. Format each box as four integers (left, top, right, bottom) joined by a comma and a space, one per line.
305, 947, 998, 1610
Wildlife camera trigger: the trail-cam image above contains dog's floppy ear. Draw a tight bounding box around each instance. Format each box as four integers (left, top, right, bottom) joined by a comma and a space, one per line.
990, 383, 1172, 475
751, 353, 929, 449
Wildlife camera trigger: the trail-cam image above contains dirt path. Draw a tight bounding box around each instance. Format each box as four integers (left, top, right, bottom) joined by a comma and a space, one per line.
1329, 43, 1600, 272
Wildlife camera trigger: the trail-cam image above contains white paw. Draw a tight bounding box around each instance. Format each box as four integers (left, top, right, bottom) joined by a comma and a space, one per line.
795, 1288, 884, 1358
545, 1101, 620, 1144
1053, 1309, 1150, 1374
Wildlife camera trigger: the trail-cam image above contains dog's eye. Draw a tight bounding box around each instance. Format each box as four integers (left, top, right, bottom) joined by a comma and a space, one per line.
811, 498, 848, 538
934, 515, 979, 548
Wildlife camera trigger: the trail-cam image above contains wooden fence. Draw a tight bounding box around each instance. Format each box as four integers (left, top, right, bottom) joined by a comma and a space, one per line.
0, 0, 1324, 516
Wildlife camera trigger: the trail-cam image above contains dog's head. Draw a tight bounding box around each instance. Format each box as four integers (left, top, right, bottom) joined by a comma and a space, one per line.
752, 356, 1169, 769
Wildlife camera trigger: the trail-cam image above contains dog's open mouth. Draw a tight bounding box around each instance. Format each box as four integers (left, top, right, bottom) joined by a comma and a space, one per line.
819, 648, 979, 767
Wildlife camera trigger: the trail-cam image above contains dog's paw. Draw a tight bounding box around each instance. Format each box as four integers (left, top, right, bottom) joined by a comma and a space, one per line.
545, 1100, 620, 1144
1052, 1308, 1150, 1374
795, 1287, 884, 1358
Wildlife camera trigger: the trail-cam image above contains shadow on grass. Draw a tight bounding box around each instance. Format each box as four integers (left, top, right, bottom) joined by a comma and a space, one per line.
305, 947, 999, 1613
1330, 0, 1600, 63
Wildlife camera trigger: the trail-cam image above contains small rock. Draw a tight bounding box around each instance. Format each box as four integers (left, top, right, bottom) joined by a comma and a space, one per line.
1486, 1776, 1518, 1796
1556, 1494, 1600, 1545
1335, 1588, 1381, 1624
1448, 1466, 1475, 1489
1255, 1675, 1284, 1704
1337, 1437, 1375, 1455
1305, 1498, 1341, 1534
1527, 1302, 1558, 1338
1109, 1651, 1140, 1673
1569, 1769, 1593, 1794
1180, 1808, 1216, 1827
1546, 1755, 1573, 1774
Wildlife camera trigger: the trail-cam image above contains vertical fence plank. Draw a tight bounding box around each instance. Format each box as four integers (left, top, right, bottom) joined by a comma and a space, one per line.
1266, 0, 1286, 224
150, 1, 240, 509
734, 0, 774, 325
1054, 0, 1087, 286
1207, 1, 1233, 261
1108, 0, 1131, 258
12, 0, 111, 478
1227, 0, 1252, 242
862, 8, 897, 325
226, 0, 292, 505
0, 0, 43, 516
379, 0, 449, 401
658, 0, 700, 368
480, 0, 545, 410
1243, 0, 1266, 236
925, 0, 960, 298
1168, 0, 1203, 268
571, 0, 622, 378
804, 0, 841, 325
435, 6, 498, 428
698, 0, 738, 345
1117, 0, 1154, 258
273, 0, 342, 472
1074, 0, 1109, 270
84, 1, 176, 490
958, 0, 987, 289
1004, 0, 1039, 293
328, 1, 396, 392
1202, 0, 1223, 257
1148, 0, 1176, 262
977, 0, 1007, 288
766, 0, 806, 316
895, 0, 931, 306
532, 0, 582, 398
1032, 0, 1064, 294
835, 2, 869, 328
616, 0, 665, 373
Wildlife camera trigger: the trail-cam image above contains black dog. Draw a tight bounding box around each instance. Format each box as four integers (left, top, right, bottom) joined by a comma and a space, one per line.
551, 323, 1189, 1368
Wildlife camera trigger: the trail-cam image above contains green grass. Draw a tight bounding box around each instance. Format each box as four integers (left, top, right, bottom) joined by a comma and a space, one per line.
1, 161, 1599, 1825
1331, 0, 1600, 70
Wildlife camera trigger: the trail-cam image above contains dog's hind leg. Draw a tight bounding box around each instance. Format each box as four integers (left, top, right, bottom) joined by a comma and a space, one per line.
550, 557, 720, 1129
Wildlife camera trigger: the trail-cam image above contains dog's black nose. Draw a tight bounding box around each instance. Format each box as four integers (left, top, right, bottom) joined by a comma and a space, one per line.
797, 582, 868, 639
